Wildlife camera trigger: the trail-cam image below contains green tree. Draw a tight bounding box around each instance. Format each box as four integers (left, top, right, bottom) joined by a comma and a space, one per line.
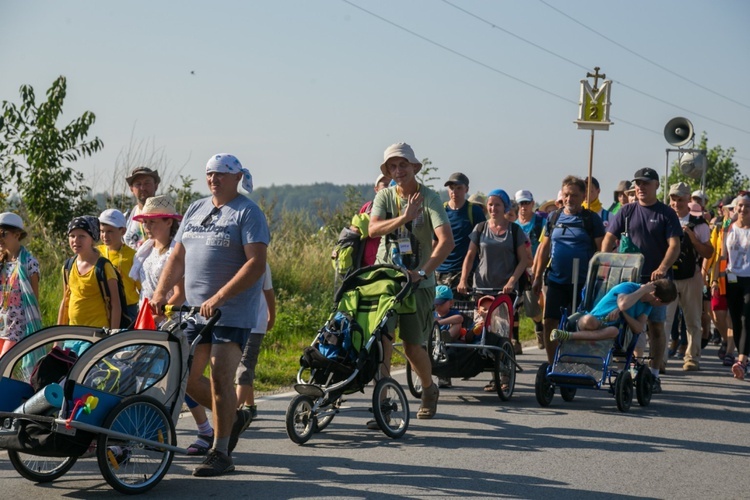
167, 175, 204, 214
664, 133, 748, 205
417, 157, 440, 188
0, 76, 103, 235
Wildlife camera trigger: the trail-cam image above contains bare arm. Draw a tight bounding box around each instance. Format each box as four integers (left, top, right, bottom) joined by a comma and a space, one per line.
30, 272, 39, 301
457, 241, 479, 294
264, 288, 276, 331
601, 232, 617, 252
368, 190, 423, 238
107, 278, 121, 329
418, 223, 454, 279
531, 236, 551, 295
201, 242, 268, 319
652, 236, 681, 280
617, 282, 655, 312
167, 277, 186, 308
621, 311, 648, 336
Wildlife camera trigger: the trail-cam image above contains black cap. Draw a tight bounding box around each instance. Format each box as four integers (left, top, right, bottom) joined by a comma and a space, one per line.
126, 166, 161, 186
632, 167, 659, 182
444, 172, 470, 187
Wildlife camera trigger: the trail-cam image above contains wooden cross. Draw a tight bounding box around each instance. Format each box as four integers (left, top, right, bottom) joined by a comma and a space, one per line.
586, 66, 606, 92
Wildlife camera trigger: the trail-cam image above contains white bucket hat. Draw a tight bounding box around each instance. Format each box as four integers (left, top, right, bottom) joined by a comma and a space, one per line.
380, 143, 422, 177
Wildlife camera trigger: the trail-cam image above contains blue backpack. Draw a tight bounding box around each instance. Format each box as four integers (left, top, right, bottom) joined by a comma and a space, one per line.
317, 312, 360, 363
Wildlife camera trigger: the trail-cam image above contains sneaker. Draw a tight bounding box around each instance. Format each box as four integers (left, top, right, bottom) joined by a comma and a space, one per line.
366, 414, 391, 430
651, 378, 662, 394
228, 408, 253, 455
683, 360, 700, 371
192, 449, 235, 477
437, 377, 452, 389
723, 354, 736, 367
718, 342, 727, 359
550, 329, 571, 342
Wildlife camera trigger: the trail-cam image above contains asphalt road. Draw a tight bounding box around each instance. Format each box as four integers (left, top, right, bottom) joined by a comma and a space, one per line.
1, 343, 748, 499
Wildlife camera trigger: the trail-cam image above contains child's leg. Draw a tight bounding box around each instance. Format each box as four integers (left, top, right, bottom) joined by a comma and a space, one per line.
552, 326, 619, 341
0, 338, 16, 357
448, 323, 462, 340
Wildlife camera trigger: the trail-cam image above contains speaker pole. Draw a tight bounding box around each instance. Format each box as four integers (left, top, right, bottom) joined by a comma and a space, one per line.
664, 150, 671, 203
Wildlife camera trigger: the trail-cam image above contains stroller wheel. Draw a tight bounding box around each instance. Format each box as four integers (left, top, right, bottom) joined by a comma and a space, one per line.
615, 370, 634, 412
372, 377, 410, 439
286, 394, 316, 444
406, 361, 423, 399
493, 339, 516, 401
426, 321, 443, 363
8, 451, 77, 483
635, 365, 654, 407
97, 395, 176, 495
535, 362, 555, 407
560, 387, 577, 402
314, 397, 341, 433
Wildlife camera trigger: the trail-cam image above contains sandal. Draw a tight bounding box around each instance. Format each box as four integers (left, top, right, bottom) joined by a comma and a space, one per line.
483, 381, 495, 392
187, 433, 214, 456
416, 384, 439, 419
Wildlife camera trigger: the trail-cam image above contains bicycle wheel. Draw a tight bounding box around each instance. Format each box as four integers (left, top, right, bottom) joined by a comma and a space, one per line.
426, 321, 442, 363
286, 394, 316, 444
535, 362, 555, 407
493, 339, 515, 401
97, 395, 176, 495
406, 361, 423, 399
8, 451, 77, 483
372, 377, 409, 439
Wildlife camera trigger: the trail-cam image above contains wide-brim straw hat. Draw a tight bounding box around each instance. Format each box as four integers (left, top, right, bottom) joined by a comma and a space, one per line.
538, 200, 557, 212
132, 195, 183, 222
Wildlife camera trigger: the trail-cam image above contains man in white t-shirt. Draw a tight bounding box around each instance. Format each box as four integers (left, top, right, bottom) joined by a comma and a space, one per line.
235, 263, 276, 420
665, 182, 714, 371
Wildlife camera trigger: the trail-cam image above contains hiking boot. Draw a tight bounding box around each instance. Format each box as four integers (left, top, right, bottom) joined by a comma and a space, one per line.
683, 359, 700, 371
417, 383, 439, 419
437, 377, 452, 389
192, 449, 235, 477
228, 408, 253, 455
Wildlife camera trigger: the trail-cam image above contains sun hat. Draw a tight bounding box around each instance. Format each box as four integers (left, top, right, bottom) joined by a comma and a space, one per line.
132, 195, 183, 222
0, 212, 27, 239
469, 192, 487, 206
691, 190, 708, 203
614, 180, 632, 194
434, 285, 453, 305
99, 209, 127, 229
476, 295, 494, 308
125, 166, 161, 186
515, 190, 534, 203
538, 200, 557, 213
444, 172, 470, 187
380, 143, 421, 177
375, 173, 389, 186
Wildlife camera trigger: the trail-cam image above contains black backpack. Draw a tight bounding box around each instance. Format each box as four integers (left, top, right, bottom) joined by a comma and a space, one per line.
64, 256, 133, 329
672, 215, 708, 280
30, 346, 79, 392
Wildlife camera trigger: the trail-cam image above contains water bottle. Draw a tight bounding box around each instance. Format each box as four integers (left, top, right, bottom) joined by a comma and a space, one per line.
390, 246, 404, 268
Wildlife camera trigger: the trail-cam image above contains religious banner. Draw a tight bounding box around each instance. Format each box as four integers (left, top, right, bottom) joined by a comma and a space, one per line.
575, 67, 613, 131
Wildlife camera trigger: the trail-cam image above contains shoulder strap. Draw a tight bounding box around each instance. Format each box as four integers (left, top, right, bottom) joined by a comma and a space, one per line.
467, 201, 474, 226
63, 257, 75, 286
547, 208, 562, 231
94, 257, 113, 315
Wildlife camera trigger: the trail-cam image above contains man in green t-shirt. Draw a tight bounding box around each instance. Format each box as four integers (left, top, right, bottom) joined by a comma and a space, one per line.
369, 142, 454, 421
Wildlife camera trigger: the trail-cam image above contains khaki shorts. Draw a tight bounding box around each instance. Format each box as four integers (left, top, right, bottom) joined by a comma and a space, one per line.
390, 286, 435, 345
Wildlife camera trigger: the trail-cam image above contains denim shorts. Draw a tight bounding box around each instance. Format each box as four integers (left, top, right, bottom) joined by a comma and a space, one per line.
648, 304, 667, 323
184, 321, 251, 347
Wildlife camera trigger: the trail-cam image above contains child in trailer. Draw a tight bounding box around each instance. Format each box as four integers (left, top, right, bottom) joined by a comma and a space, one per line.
550, 279, 677, 342
434, 285, 465, 342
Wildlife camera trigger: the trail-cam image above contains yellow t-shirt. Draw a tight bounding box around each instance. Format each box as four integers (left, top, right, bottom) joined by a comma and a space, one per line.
65, 258, 118, 328
97, 244, 140, 306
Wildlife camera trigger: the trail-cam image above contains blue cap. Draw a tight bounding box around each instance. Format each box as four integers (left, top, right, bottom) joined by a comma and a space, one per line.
434, 285, 453, 304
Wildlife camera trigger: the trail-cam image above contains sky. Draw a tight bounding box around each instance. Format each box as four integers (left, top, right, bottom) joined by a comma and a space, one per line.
2, 0, 749, 202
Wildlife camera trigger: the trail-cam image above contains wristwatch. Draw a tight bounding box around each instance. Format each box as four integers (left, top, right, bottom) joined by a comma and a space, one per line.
417, 269, 427, 280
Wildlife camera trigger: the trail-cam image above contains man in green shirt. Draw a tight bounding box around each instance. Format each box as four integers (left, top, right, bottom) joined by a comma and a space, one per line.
370, 142, 454, 420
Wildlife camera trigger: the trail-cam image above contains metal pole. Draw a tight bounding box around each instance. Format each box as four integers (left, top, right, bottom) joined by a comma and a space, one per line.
586, 130, 595, 206
664, 150, 670, 204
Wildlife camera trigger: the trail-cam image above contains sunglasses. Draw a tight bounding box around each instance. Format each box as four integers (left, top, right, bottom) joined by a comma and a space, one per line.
201, 206, 221, 228
518, 200, 533, 206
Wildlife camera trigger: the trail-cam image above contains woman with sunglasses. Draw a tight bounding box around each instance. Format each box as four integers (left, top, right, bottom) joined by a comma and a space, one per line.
0, 213, 41, 357
723, 193, 750, 380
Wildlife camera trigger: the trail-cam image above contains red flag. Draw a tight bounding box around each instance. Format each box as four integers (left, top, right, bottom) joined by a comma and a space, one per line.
134, 298, 157, 330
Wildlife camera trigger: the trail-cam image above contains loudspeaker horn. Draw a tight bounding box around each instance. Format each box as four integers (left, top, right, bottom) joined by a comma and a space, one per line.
664, 117, 694, 147
680, 152, 707, 180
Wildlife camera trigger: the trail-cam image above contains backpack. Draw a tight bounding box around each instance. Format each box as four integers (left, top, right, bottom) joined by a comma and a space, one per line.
546, 208, 598, 251
316, 312, 362, 363
443, 201, 477, 227
64, 256, 133, 329
30, 347, 79, 392
331, 227, 366, 280
83, 357, 136, 395
672, 215, 708, 280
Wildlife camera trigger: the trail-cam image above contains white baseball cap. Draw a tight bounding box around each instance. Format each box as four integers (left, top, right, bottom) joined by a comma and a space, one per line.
515, 190, 533, 203
99, 209, 127, 229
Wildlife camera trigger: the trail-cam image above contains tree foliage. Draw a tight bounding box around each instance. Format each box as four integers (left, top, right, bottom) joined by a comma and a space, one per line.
0, 76, 103, 235
664, 133, 748, 205
417, 157, 440, 189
